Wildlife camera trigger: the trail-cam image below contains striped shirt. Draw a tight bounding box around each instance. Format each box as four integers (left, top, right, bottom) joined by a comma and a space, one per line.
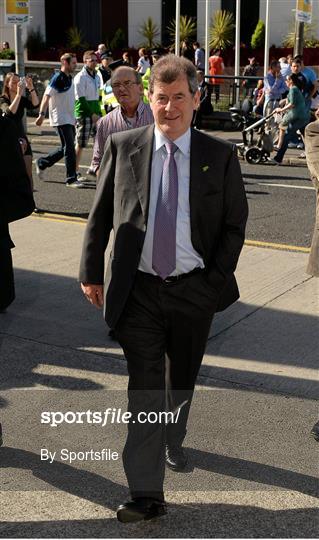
91, 100, 154, 171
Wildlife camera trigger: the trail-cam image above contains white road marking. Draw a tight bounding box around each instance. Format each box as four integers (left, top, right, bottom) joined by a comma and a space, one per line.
256, 182, 315, 190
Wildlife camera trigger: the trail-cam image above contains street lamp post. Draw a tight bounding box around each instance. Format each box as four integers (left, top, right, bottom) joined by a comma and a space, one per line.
264, 0, 271, 77
175, 0, 180, 56
205, 0, 209, 76
234, 0, 241, 103
14, 24, 24, 76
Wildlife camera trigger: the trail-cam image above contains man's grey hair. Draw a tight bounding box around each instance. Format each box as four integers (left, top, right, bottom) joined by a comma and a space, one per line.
149, 54, 198, 95
111, 66, 142, 85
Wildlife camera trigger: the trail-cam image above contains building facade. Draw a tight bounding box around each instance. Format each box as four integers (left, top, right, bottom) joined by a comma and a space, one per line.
0, 0, 318, 53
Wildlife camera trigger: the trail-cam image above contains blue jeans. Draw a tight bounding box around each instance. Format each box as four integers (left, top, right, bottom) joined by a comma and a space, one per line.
37, 124, 76, 183
275, 118, 308, 163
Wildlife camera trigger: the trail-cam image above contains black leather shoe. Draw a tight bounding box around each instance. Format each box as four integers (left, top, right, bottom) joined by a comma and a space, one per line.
310, 421, 319, 441
165, 445, 188, 471
117, 498, 167, 523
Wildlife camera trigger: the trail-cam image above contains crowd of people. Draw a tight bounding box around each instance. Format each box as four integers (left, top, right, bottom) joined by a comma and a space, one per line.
242, 54, 319, 164
31, 43, 213, 187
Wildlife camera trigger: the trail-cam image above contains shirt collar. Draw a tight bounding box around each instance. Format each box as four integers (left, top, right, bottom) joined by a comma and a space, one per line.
119, 99, 144, 120
154, 126, 190, 156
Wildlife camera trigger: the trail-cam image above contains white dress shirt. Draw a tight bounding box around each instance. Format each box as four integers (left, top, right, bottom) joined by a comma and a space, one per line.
139, 127, 204, 276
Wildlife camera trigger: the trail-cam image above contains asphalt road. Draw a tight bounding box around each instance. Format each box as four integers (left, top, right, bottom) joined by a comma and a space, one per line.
31, 143, 315, 248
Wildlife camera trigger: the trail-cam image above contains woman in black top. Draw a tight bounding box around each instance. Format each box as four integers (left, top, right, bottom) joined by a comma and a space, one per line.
0, 72, 39, 189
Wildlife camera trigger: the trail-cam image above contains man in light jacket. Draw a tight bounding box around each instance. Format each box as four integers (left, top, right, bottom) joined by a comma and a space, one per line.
74, 50, 101, 179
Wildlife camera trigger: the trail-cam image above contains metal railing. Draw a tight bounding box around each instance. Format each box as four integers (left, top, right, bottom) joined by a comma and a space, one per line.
204, 74, 262, 112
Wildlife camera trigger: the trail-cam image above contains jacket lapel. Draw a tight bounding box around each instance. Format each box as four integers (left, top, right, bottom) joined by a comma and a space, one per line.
129, 125, 154, 224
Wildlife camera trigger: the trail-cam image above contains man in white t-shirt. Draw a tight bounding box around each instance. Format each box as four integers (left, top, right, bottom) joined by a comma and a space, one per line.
35, 52, 84, 188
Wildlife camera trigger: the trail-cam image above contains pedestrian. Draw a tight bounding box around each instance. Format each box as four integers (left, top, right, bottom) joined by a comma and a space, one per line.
0, 112, 35, 312
304, 107, 319, 277
208, 49, 224, 103
74, 50, 101, 181
1, 41, 10, 50
97, 51, 113, 86
34, 53, 81, 188
180, 40, 194, 62
305, 107, 319, 443
95, 43, 107, 64
263, 60, 287, 116
193, 42, 205, 71
292, 56, 318, 111
279, 57, 291, 78
242, 57, 259, 97
79, 54, 248, 523
291, 56, 317, 110
0, 72, 39, 190
122, 51, 134, 68
274, 74, 308, 148
252, 79, 265, 115
89, 66, 153, 175
192, 70, 213, 129
270, 74, 309, 164
136, 48, 150, 75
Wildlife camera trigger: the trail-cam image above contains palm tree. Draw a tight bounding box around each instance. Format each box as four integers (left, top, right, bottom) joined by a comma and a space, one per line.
66, 27, 88, 50
283, 18, 319, 47
168, 15, 197, 47
139, 17, 160, 49
209, 10, 235, 50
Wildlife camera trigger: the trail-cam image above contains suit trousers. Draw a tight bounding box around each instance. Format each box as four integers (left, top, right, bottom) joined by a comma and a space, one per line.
115, 269, 217, 501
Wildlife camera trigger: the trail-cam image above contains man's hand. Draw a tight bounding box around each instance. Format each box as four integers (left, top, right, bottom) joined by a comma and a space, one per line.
35, 115, 44, 126
81, 283, 104, 308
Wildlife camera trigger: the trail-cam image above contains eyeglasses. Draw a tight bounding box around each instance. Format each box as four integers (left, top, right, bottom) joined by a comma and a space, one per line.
111, 80, 138, 90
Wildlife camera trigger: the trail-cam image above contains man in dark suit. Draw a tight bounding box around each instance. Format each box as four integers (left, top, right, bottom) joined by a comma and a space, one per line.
80, 55, 248, 523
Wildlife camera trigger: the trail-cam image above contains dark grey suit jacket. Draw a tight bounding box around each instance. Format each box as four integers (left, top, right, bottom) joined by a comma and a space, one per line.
79, 125, 248, 328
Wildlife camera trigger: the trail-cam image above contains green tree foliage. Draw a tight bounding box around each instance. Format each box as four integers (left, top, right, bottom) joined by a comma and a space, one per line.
66, 27, 88, 50
251, 20, 265, 49
168, 15, 197, 47
209, 10, 235, 50
110, 28, 126, 50
0, 48, 15, 59
139, 17, 160, 48
25, 27, 46, 55
283, 19, 319, 47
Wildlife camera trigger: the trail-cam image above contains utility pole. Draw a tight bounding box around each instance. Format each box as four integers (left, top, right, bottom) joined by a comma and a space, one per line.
294, 19, 304, 57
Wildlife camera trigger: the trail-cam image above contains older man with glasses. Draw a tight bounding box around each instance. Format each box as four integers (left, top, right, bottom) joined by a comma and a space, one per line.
90, 66, 153, 176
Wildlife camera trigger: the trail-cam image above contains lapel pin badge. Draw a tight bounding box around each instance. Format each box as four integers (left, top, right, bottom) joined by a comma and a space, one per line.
202, 165, 209, 172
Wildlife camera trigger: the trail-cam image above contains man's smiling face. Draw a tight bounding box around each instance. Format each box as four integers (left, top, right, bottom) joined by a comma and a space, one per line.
149, 75, 199, 140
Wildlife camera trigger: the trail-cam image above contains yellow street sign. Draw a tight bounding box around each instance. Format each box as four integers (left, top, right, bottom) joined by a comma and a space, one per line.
296, 0, 313, 23
5, 0, 30, 24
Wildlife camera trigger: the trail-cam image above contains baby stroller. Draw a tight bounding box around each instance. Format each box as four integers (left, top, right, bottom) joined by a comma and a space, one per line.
233, 110, 275, 164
